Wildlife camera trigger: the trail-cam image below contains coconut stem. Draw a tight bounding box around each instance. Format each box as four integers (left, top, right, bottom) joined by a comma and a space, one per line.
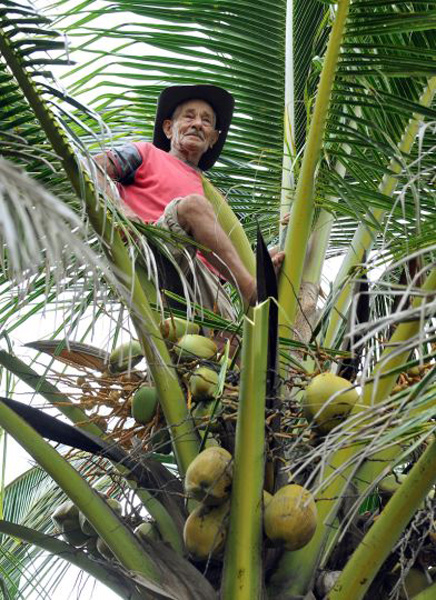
221, 301, 269, 599
0, 400, 162, 584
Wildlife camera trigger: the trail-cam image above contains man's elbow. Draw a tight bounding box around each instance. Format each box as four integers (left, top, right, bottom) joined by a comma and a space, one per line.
94, 151, 118, 180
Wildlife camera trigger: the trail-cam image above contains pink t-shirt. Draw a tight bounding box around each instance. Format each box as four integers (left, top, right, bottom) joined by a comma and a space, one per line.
114, 142, 204, 223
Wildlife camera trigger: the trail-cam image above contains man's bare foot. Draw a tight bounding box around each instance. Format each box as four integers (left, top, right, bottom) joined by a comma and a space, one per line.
240, 277, 257, 306
270, 247, 285, 274
240, 251, 285, 305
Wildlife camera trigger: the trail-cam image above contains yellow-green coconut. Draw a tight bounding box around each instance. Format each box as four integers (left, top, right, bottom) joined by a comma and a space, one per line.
174, 334, 217, 362
264, 484, 317, 551
379, 473, 407, 497
160, 317, 200, 342
135, 521, 161, 543
189, 366, 219, 400
303, 372, 359, 434
185, 447, 233, 505
52, 501, 90, 547
109, 341, 143, 373
183, 502, 229, 560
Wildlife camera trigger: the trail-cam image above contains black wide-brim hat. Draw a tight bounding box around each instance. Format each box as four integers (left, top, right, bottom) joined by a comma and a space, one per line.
153, 84, 234, 171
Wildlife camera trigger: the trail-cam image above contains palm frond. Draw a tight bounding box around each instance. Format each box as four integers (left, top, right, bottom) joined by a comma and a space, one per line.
0, 157, 107, 285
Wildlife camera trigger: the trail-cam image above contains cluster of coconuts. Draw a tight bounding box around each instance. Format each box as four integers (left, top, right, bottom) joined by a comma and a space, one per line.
303, 372, 359, 435
51, 494, 159, 561
105, 318, 228, 457
51, 495, 122, 559
125, 317, 225, 442
182, 447, 318, 560
168, 320, 223, 431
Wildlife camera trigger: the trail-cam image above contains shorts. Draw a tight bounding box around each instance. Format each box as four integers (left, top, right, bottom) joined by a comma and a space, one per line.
155, 197, 236, 321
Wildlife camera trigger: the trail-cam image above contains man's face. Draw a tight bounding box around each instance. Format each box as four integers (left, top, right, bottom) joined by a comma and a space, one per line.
163, 99, 219, 159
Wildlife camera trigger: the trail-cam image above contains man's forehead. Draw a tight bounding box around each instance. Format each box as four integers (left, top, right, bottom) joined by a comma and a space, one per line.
175, 98, 215, 115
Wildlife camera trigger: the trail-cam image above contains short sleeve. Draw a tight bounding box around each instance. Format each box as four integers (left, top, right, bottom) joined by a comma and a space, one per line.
110, 142, 143, 185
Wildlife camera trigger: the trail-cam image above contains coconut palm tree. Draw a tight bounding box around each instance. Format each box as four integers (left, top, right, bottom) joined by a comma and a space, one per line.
0, 0, 435, 598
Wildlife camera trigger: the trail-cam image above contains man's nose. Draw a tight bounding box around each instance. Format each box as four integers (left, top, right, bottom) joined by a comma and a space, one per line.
191, 114, 203, 128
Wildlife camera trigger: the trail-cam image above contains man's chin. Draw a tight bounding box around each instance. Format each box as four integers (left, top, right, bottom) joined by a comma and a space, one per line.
182, 140, 206, 153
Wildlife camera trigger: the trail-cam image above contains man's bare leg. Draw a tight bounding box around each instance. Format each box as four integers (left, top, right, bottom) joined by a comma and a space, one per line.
177, 194, 257, 304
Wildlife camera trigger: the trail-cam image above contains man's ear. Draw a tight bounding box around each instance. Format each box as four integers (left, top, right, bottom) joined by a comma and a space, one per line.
162, 119, 173, 139
209, 129, 220, 149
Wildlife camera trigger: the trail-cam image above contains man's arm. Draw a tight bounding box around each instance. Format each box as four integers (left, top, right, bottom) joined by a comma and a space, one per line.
92, 145, 142, 220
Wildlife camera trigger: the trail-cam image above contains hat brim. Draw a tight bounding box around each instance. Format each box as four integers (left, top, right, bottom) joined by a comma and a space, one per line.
153, 85, 234, 171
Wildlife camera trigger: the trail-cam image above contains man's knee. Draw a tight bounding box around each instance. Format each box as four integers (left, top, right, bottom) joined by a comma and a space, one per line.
177, 193, 212, 230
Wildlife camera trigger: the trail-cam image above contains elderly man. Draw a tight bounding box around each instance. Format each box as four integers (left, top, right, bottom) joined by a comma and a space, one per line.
95, 84, 281, 316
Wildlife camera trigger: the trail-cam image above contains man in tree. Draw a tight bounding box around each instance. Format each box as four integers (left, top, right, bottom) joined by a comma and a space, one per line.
95, 84, 283, 317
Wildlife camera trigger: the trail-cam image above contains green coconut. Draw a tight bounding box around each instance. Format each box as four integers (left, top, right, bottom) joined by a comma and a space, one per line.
303, 372, 359, 434
185, 447, 233, 505
160, 317, 200, 342
183, 502, 230, 560
109, 341, 143, 373
150, 427, 172, 455
52, 501, 90, 547
174, 334, 217, 362
264, 484, 318, 551
131, 385, 159, 424
96, 536, 115, 560
135, 521, 161, 543
189, 366, 219, 400
79, 497, 122, 537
